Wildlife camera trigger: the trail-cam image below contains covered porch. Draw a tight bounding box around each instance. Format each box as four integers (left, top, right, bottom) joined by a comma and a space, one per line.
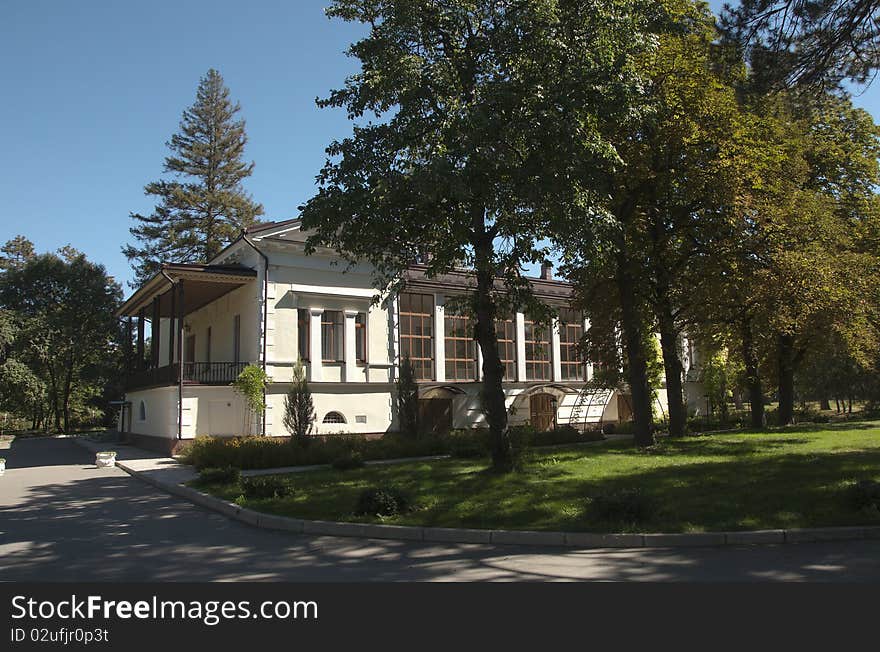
116, 263, 258, 391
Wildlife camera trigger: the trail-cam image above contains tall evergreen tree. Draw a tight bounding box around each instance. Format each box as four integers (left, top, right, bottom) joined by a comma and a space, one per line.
124, 69, 263, 285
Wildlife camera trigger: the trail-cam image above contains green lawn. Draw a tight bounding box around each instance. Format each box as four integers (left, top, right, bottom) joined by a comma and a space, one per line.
193, 421, 880, 533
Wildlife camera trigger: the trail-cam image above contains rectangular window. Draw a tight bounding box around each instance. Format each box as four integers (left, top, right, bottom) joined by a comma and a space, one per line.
355, 312, 367, 363
322, 310, 344, 362
494, 317, 517, 381
399, 292, 434, 380
559, 308, 586, 381
297, 309, 310, 361
233, 315, 241, 364
524, 318, 551, 381
205, 327, 212, 364
444, 309, 476, 381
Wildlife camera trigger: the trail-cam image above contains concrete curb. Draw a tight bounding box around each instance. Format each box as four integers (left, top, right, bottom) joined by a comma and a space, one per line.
73, 437, 880, 550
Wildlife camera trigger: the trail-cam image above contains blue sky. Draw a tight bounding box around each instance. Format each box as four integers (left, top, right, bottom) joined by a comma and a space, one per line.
1, 0, 878, 290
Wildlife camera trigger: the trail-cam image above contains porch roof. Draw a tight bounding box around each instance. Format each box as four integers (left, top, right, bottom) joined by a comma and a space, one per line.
116, 263, 257, 318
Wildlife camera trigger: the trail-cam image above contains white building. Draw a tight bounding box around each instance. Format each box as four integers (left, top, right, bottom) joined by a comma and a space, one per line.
116, 219, 698, 454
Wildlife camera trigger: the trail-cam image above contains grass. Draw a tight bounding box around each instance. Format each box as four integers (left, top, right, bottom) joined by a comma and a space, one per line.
192, 420, 880, 534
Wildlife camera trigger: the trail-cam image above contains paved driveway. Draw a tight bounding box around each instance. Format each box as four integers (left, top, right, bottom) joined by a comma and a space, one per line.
2, 437, 879, 582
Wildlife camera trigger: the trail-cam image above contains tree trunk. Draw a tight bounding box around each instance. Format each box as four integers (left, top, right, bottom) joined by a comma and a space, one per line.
740, 318, 764, 429
472, 223, 512, 471
835, 398, 841, 413
777, 333, 796, 426
819, 397, 831, 411
657, 299, 686, 437
616, 251, 654, 447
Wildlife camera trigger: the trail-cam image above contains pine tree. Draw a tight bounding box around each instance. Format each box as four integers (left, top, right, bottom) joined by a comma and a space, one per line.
124, 69, 263, 285
283, 359, 315, 444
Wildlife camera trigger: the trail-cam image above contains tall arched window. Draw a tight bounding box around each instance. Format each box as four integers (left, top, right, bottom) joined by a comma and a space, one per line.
322, 411, 346, 424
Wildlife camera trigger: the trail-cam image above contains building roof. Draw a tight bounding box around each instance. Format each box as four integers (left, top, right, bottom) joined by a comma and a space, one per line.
116, 263, 257, 318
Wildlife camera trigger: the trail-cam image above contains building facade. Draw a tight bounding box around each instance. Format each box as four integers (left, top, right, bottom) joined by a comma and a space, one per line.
116, 219, 700, 453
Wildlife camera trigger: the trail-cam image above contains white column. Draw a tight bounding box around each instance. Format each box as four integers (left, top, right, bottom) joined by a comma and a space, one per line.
515, 312, 527, 382
344, 309, 359, 383
477, 344, 484, 381
434, 294, 445, 383
551, 317, 562, 382
309, 307, 323, 382
584, 317, 593, 381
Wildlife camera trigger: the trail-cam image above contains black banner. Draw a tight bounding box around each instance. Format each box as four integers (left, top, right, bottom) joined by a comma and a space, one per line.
0, 583, 873, 648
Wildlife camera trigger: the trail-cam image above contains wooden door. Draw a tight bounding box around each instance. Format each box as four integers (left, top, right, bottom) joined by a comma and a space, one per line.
617, 394, 634, 421
418, 398, 454, 436
529, 393, 555, 431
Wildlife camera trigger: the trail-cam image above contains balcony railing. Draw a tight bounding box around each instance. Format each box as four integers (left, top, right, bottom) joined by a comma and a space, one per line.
125, 361, 251, 391
182, 361, 250, 385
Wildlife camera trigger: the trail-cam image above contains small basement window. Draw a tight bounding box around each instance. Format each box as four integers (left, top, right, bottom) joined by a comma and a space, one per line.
322, 411, 346, 424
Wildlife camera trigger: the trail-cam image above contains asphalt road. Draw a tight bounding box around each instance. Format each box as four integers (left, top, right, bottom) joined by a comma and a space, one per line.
2, 437, 879, 582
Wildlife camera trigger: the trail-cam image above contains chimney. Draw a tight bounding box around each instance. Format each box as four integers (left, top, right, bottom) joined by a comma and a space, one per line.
540, 261, 552, 280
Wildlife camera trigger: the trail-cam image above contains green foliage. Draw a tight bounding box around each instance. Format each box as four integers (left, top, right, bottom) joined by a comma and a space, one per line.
241, 475, 294, 500
283, 359, 314, 443
354, 486, 411, 517
182, 433, 450, 470
0, 242, 123, 432
849, 479, 880, 513
123, 69, 263, 285
198, 466, 241, 485
395, 356, 418, 438
301, 0, 662, 470
585, 488, 657, 524
331, 449, 365, 471
232, 364, 268, 436
447, 429, 489, 459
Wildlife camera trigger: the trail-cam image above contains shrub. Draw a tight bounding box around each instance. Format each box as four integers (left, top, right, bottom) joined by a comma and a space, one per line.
355, 486, 411, 517
586, 488, 656, 524
198, 466, 241, 485
529, 424, 605, 447
447, 429, 488, 458
849, 479, 880, 511
332, 450, 365, 471
240, 475, 294, 500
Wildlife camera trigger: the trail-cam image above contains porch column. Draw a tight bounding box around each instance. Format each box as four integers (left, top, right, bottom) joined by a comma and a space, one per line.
151, 295, 160, 369
309, 307, 323, 382
136, 308, 145, 370
477, 344, 483, 381
168, 284, 176, 366
551, 317, 562, 382
515, 311, 527, 382
177, 279, 185, 382
124, 317, 133, 372
343, 309, 359, 383
433, 294, 445, 383
584, 317, 593, 381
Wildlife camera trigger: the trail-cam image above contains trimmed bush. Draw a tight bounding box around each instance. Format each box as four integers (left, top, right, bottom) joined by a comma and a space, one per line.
198, 466, 240, 485
332, 450, 365, 471
241, 475, 294, 500
447, 429, 488, 458
586, 488, 656, 523
355, 486, 411, 517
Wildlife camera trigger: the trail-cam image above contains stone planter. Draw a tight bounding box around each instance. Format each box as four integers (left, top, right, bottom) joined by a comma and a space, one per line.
0, 458, 5, 475
95, 451, 116, 468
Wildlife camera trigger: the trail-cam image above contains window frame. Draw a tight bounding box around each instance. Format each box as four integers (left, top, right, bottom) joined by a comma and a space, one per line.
399, 292, 434, 381
523, 317, 551, 381
297, 309, 310, 361
321, 310, 345, 363
355, 312, 368, 364
494, 316, 517, 381
559, 308, 586, 381
444, 309, 477, 381
322, 411, 347, 424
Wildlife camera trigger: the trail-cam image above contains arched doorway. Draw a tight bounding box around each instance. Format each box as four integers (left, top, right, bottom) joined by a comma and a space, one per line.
529, 393, 556, 431
418, 386, 461, 436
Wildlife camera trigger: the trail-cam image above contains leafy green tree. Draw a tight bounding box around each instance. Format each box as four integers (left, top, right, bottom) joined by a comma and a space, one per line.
396, 356, 419, 439
301, 0, 657, 468
0, 236, 35, 272
0, 248, 122, 433
233, 364, 268, 436
124, 69, 263, 285
283, 359, 315, 444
